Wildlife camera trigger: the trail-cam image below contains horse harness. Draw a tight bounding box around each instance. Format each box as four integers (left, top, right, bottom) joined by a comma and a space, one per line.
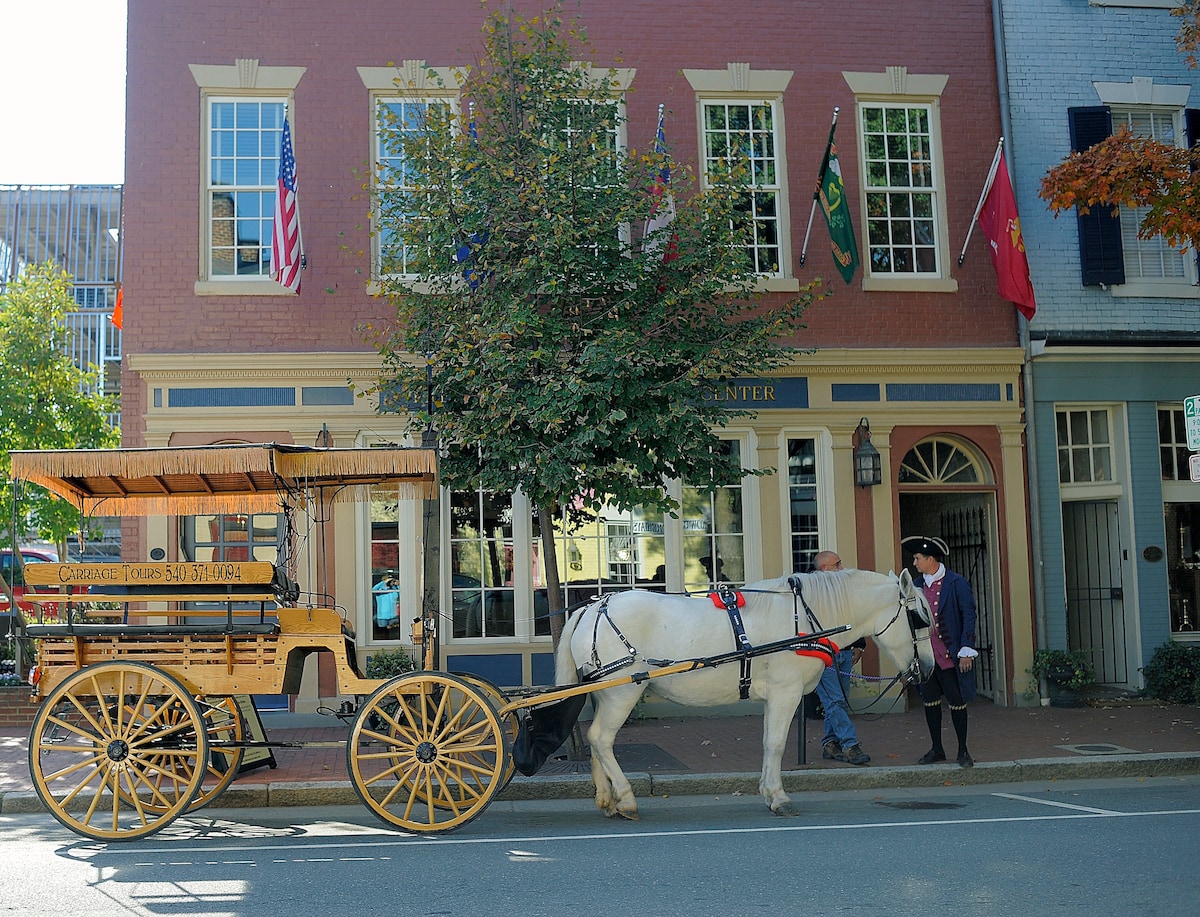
579, 582, 849, 700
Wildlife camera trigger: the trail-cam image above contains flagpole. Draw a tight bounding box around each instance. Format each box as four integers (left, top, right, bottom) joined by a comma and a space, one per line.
644, 103, 666, 240
800, 107, 839, 269
958, 137, 1004, 267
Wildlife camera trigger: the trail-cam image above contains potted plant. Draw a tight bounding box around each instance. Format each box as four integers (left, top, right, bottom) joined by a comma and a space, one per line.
1029, 648, 1096, 706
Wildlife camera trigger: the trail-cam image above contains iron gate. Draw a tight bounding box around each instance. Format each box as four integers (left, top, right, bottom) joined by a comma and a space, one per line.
1062, 500, 1128, 686
941, 506, 994, 696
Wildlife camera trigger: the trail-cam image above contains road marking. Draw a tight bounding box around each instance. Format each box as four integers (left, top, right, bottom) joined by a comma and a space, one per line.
64, 807, 1200, 860
993, 792, 1120, 814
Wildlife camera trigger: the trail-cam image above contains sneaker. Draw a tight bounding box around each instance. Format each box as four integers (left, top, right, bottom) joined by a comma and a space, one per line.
918, 749, 947, 765
821, 741, 842, 760
957, 751, 974, 768
839, 743, 870, 765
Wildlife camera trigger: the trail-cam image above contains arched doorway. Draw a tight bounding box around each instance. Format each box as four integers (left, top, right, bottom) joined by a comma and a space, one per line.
898, 437, 1002, 700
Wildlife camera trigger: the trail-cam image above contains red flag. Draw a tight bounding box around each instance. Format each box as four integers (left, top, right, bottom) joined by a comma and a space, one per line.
271, 115, 303, 293
977, 151, 1036, 320
111, 287, 123, 330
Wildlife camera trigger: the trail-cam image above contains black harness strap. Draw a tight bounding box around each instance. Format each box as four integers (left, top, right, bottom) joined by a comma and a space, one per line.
712, 587, 753, 699
583, 594, 639, 682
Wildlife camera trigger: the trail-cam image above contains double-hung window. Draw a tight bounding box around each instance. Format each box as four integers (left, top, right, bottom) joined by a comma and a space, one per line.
374, 96, 455, 278
190, 59, 304, 293
206, 98, 285, 281
700, 100, 782, 275
845, 68, 955, 292
684, 65, 795, 288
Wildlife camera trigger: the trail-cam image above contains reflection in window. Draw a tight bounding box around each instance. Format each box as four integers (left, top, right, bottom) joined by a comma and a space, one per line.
184, 513, 281, 563
449, 488, 515, 638
208, 99, 283, 278
546, 501, 665, 610
682, 439, 745, 591
788, 438, 820, 572
1167, 503, 1200, 634
1055, 409, 1112, 485
369, 495, 403, 640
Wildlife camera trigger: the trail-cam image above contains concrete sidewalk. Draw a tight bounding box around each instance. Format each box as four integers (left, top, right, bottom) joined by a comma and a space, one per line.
3, 696, 1199, 814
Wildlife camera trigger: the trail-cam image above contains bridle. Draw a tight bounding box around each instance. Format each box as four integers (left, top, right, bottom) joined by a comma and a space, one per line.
785, 574, 930, 691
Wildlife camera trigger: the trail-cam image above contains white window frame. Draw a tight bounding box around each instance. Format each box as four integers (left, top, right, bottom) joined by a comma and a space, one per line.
1055, 404, 1125, 500
684, 64, 798, 292
844, 68, 957, 294
782, 431, 837, 575
359, 63, 465, 289
189, 60, 305, 296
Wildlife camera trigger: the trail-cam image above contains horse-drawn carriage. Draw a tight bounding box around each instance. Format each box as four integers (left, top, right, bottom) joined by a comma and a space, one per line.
9, 443, 933, 842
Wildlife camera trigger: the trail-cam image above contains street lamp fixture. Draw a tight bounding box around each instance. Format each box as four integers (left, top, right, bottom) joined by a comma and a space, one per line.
854, 417, 882, 488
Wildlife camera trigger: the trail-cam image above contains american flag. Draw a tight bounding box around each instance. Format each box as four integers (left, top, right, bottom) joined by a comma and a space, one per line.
271, 115, 302, 292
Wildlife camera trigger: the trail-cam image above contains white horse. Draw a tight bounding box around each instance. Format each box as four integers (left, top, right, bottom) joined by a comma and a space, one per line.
555, 568, 934, 819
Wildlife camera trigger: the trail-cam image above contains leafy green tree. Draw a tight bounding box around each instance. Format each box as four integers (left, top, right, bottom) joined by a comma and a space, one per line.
1040, 1, 1200, 247
365, 5, 823, 633
0, 262, 119, 580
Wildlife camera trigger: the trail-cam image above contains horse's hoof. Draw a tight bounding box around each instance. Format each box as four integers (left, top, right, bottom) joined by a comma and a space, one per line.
771, 802, 799, 817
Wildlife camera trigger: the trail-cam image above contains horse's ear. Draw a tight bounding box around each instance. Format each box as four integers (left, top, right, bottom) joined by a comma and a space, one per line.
899, 568, 914, 592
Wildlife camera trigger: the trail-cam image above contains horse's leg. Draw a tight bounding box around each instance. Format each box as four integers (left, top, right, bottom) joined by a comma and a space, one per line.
586, 683, 645, 820
759, 687, 805, 816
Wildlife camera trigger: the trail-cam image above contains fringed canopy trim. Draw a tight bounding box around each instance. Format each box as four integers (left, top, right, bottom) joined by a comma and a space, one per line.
9, 443, 438, 517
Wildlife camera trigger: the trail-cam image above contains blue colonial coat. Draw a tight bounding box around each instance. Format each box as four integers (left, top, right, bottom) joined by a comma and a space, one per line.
917, 568, 978, 703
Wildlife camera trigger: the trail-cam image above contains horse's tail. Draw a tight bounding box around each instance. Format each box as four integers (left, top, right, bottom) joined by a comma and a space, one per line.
554, 600, 588, 687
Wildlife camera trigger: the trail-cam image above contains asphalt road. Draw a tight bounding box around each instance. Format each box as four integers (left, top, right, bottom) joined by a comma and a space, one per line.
2, 775, 1199, 916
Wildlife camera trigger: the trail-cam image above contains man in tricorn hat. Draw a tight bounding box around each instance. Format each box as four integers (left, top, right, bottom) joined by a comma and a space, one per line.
901, 535, 978, 767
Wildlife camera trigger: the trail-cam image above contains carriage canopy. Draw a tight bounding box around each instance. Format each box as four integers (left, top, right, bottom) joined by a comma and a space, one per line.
9, 442, 438, 516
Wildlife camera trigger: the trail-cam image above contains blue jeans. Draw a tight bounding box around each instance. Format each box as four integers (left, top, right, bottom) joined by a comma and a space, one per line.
816, 648, 858, 748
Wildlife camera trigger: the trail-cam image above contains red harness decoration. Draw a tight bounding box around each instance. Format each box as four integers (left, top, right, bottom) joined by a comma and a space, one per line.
795, 633, 840, 666
708, 591, 745, 609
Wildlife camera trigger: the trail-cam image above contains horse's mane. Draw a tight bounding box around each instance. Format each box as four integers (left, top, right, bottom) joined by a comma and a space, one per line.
745, 569, 861, 626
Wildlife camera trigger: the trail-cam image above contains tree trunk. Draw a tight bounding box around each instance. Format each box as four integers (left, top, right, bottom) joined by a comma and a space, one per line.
538, 503, 587, 761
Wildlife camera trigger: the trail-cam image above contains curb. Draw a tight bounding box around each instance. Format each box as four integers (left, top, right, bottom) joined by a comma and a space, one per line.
4, 753, 1198, 816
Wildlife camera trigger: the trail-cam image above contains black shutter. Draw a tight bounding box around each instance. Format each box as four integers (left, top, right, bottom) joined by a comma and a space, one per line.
1068, 106, 1124, 287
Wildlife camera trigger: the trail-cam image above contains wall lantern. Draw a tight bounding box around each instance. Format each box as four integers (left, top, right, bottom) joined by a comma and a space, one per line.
853, 417, 882, 488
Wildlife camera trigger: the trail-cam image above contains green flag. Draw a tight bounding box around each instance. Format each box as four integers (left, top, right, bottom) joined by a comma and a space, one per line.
817, 134, 860, 284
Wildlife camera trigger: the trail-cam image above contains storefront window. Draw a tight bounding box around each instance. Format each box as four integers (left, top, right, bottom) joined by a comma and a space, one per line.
369, 496, 403, 640
682, 439, 745, 591
788, 437, 819, 572
449, 489, 516, 638
1161, 406, 1200, 635
546, 501, 666, 610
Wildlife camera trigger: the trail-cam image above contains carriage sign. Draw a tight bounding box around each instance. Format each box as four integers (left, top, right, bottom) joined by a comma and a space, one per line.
1187, 395, 1200, 452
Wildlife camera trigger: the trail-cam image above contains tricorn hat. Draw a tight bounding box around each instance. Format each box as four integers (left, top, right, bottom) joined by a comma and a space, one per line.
901, 534, 949, 562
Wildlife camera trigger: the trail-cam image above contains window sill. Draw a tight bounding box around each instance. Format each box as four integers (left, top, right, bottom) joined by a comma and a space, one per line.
1108, 281, 1199, 299
862, 276, 958, 294
194, 280, 298, 296
752, 276, 801, 293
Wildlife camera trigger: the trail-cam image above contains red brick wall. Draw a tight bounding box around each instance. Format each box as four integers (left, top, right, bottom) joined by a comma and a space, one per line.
0, 687, 39, 728
122, 0, 1013, 393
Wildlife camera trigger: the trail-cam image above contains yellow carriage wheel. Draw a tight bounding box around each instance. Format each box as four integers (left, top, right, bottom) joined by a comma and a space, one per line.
347, 672, 509, 833
121, 695, 245, 813
28, 661, 208, 841
453, 672, 517, 790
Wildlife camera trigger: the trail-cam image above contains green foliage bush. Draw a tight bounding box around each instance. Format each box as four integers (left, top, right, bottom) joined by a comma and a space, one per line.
1141, 641, 1200, 704
365, 648, 415, 680
1028, 649, 1096, 692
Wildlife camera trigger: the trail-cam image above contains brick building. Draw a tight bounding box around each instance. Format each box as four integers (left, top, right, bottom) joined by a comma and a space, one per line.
123, 0, 1034, 710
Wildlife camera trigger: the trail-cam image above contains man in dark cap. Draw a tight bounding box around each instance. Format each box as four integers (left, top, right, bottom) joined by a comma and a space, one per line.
901, 535, 978, 767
